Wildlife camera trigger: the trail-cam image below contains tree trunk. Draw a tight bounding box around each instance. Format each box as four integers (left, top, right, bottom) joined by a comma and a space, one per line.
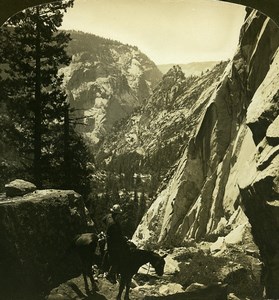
34, 6, 42, 188
63, 105, 70, 188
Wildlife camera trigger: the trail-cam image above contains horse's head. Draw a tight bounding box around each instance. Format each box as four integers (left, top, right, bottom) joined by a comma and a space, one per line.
151, 252, 167, 276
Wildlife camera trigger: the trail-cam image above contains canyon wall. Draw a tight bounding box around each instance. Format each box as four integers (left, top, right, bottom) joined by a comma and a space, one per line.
134, 10, 279, 296
238, 47, 279, 298
60, 31, 162, 146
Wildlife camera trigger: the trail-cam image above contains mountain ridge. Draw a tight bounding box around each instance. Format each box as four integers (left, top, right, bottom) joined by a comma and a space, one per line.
60, 30, 162, 145
157, 61, 220, 76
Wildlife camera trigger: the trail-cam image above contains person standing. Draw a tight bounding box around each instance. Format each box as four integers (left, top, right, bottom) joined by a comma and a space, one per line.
103, 204, 129, 283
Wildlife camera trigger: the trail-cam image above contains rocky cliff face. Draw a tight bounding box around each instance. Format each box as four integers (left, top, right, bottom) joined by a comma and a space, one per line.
133, 9, 279, 295
0, 188, 89, 300
96, 62, 227, 191
60, 31, 162, 145
238, 48, 279, 298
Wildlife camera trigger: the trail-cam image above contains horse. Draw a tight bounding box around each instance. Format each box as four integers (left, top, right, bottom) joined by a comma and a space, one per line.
116, 249, 167, 300
70, 233, 102, 293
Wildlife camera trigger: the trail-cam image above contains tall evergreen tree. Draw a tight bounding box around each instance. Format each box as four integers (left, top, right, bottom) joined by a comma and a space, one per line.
0, 1, 76, 188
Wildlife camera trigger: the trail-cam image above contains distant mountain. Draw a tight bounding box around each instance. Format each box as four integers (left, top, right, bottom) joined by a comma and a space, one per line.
60, 30, 162, 145
157, 61, 220, 77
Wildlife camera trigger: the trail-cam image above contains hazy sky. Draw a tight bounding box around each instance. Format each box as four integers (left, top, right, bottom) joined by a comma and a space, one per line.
61, 0, 246, 64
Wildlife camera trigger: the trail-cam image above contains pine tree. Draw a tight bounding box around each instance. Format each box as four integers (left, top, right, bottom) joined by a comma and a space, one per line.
0, 1, 74, 187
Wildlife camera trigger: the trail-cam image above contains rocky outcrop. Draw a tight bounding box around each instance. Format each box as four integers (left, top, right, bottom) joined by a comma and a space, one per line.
97, 62, 228, 189
133, 8, 279, 298
60, 31, 162, 146
0, 188, 89, 300
134, 7, 279, 258
238, 48, 279, 298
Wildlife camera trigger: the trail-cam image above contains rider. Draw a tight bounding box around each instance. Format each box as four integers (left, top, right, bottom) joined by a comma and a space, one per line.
102, 204, 129, 283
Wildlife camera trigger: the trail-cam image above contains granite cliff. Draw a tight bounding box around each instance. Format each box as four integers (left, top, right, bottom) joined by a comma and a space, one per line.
96, 62, 227, 197
133, 9, 279, 298
239, 42, 279, 298
1, 4, 279, 299
60, 31, 162, 146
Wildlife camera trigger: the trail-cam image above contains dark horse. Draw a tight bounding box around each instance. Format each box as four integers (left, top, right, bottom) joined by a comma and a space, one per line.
70, 233, 101, 293
116, 249, 167, 300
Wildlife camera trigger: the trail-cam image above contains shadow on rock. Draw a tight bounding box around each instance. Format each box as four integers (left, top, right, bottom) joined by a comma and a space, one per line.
144, 283, 228, 300
68, 282, 108, 300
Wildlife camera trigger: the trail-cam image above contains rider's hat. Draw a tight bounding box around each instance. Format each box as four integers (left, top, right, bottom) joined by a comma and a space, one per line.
110, 204, 123, 214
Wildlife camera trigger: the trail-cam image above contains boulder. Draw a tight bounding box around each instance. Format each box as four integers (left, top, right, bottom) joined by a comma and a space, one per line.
158, 283, 184, 295
0, 189, 89, 300
210, 222, 259, 258
5, 179, 36, 197
185, 282, 206, 292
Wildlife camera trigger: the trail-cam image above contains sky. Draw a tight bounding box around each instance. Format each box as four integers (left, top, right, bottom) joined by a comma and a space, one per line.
61, 0, 247, 65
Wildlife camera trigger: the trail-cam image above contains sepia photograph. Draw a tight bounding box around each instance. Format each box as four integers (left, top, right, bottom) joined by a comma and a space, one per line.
0, 0, 278, 299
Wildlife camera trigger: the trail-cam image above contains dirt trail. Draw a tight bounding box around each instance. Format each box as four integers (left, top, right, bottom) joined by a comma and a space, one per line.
47, 274, 157, 300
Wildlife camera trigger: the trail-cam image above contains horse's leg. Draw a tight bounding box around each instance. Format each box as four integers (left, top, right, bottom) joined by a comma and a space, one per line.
82, 270, 90, 294
88, 265, 99, 292
124, 277, 132, 300
116, 277, 125, 300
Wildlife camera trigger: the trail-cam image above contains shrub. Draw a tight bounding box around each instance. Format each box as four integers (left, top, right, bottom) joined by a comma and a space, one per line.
171, 247, 263, 299
172, 251, 227, 288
